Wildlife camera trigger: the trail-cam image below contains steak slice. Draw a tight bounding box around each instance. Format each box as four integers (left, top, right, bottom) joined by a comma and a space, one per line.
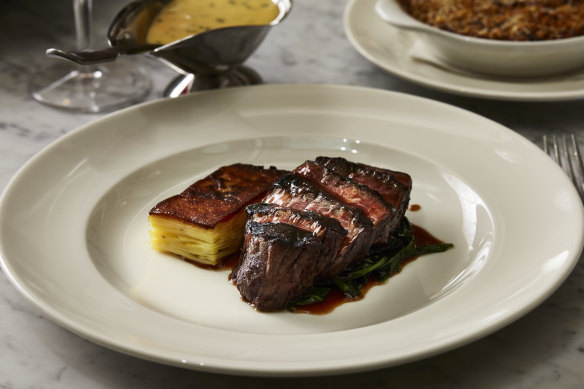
233, 221, 324, 311
293, 160, 395, 245
263, 174, 374, 280
315, 157, 411, 236
244, 202, 347, 275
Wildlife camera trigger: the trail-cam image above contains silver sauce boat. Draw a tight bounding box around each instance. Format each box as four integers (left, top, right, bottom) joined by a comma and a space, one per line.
48, 0, 292, 96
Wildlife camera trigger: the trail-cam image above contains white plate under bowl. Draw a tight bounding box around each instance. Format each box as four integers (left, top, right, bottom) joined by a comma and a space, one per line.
344, 0, 584, 101
0, 84, 582, 376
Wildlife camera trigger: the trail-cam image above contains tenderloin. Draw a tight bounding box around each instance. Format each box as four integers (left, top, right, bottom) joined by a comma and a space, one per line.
263, 174, 374, 280
315, 156, 411, 238
244, 203, 347, 275
233, 221, 324, 311
293, 160, 395, 245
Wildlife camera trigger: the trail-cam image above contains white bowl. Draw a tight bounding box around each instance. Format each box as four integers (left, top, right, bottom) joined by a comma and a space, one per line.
375, 0, 584, 77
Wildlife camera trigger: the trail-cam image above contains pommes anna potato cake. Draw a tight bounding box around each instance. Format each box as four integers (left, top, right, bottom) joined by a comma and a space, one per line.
148, 164, 286, 266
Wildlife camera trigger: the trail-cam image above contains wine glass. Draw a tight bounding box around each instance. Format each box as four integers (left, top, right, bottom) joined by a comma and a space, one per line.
29, 0, 151, 113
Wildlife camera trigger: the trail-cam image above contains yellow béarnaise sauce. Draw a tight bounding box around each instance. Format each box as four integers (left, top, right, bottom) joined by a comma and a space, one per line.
146, 0, 280, 45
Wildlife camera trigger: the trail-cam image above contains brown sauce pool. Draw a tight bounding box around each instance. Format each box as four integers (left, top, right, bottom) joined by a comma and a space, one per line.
183, 252, 239, 271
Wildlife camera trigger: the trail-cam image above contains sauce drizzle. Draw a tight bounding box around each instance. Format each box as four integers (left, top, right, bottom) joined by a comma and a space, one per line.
183, 252, 239, 271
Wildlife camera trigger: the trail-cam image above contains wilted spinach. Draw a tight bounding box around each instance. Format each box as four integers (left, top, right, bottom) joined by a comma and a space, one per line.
288, 218, 453, 311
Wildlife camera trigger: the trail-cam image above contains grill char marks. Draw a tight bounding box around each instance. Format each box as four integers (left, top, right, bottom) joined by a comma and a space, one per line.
293, 160, 395, 245
315, 157, 412, 237
264, 174, 374, 280
233, 221, 324, 311
245, 203, 348, 276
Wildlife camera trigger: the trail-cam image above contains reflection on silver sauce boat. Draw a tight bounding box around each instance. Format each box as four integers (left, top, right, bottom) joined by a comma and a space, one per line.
47, 0, 292, 97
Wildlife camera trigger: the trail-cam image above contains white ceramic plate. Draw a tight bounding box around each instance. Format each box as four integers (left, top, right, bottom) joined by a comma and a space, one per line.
344, 0, 584, 101
0, 84, 582, 376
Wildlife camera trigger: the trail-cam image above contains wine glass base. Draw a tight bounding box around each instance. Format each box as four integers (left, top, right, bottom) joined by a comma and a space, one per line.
30, 59, 151, 113
163, 66, 263, 98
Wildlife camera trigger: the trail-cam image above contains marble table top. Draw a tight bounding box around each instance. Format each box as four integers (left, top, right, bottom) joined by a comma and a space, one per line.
1, 0, 583, 387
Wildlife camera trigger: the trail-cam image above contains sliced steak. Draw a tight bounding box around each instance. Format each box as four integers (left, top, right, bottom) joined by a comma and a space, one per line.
233, 221, 324, 311
245, 202, 347, 275
293, 160, 395, 245
315, 156, 412, 236
263, 174, 374, 280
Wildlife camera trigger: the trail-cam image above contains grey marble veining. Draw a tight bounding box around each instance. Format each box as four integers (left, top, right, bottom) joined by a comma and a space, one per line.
1, 0, 584, 388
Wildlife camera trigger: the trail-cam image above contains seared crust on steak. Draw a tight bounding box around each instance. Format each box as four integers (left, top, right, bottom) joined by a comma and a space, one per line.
234, 222, 324, 311
245, 202, 347, 276
150, 164, 287, 228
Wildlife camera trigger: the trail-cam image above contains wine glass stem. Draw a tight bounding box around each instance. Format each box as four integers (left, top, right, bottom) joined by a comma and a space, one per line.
73, 0, 101, 77
73, 0, 93, 50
